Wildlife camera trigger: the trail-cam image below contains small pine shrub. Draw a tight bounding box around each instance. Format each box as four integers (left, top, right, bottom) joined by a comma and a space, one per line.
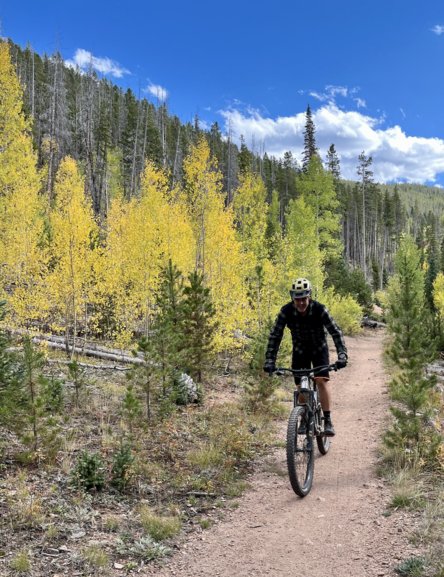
121, 384, 142, 434
40, 375, 64, 413
68, 359, 87, 407
110, 443, 134, 492
71, 451, 106, 491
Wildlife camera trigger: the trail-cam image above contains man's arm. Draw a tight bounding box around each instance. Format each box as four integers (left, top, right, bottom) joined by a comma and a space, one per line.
321, 306, 347, 356
264, 308, 287, 368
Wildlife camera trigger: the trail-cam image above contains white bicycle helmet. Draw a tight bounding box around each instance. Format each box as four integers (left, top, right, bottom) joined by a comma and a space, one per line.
290, 278, 312, 299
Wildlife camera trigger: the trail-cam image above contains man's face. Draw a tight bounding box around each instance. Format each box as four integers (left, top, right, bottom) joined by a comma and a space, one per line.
293, 296, 310, 314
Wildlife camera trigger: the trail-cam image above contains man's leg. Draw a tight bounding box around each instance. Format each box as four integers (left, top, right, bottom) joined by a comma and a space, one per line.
315, 377, 335, 436
315, 377, 331, 411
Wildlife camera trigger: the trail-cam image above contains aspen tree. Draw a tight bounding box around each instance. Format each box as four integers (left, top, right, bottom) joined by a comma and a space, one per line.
296, 154, 341, 259
233, 171, 268, 262
282, 197, 324, 297
233, 171, 278, 327
47, 157, 98, 353
96, 161, 194, 345
182, 139, 248, 351
433, 273, 444, 318
0, 43, 47, 327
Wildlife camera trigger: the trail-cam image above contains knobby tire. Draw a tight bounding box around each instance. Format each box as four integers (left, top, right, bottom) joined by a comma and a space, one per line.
286, 406, 314, 497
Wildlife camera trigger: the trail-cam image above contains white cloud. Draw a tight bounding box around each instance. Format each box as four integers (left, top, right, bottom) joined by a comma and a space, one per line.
307, 85, 352, 104
144, 82, 168, 102
431, 24, 444, 35
65, 48, 130, 78
354, 98, 366, 108
219, 103, 444, 185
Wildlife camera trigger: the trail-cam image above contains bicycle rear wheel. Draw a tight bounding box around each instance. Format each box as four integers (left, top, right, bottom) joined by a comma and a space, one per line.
316, 408, 331, 455
286, 406, 314, 497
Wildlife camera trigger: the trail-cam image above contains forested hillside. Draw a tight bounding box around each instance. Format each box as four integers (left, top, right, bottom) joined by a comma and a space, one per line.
6, 38, 444, 295
2, 36, 444, 342
1, 39, 443, 577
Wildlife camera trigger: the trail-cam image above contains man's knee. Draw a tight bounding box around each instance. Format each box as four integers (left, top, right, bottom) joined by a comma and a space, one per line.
315, 377, 329, 388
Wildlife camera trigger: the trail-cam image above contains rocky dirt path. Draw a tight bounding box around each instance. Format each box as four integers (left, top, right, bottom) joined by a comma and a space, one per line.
144, 331, 422, 577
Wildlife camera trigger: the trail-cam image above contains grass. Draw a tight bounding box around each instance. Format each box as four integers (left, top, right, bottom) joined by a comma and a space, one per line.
82, 545, 109, 570
139, 505, 182, 541
6, 475, 45, 529
103, 514, 121, 532
44, 524, 60, 541
9, 550, 31, 574
0, 346, 279, 575
198, 518, 214, 529
389, 469, 426, 510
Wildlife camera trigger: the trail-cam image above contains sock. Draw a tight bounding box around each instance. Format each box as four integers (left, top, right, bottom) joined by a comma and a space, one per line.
323, 411, 331, 421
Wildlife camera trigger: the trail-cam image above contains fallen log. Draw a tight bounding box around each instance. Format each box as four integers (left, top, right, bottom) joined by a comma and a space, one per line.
46, 359, 131, 371
29, 336, 144, 364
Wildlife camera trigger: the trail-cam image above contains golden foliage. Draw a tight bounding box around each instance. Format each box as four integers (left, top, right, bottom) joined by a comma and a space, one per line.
46, 157, 98, 340
0, 43, 46, 326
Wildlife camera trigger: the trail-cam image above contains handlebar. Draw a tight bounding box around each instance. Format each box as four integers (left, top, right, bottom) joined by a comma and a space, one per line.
274, 363, 341, 377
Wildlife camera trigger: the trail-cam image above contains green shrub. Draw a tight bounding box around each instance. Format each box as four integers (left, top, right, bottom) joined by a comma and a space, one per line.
40, 375, 64, 413
117, 535, 170, 561
322, 288, 363, 335
110, 443, 134, 492
395, 556, 426, 576
71, 451, 106, 491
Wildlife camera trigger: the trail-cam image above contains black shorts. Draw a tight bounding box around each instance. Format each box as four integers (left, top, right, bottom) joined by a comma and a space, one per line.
292, 348, 330, 384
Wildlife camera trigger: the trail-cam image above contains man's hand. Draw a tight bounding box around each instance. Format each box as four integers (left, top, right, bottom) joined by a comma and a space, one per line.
263, 360, 276, 374
336, 352, 348, 368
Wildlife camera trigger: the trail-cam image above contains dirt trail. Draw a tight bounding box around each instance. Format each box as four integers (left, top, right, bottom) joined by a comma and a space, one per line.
144, 331, 422, 577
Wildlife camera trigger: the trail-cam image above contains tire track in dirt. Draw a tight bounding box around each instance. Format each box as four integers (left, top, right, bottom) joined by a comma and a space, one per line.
143, 332, 423, 577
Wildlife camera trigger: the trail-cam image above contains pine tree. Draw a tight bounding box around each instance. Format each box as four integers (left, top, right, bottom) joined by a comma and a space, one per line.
357, 151, 374, 279
385, 235, 440, 465
238, 135, 253, 175
302, 105, 317, 171
325, 144, 341, 179
151, 260, 185, 398
182, 271, 217, 382
0, 301, 23, 426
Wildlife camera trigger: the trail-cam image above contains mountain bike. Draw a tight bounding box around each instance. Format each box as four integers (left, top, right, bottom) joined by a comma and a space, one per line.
275, 363, 342, 498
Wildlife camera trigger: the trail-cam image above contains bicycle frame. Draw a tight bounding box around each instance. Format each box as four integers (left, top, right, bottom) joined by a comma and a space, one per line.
275, 363, 342, 497
276, 363, 338, 409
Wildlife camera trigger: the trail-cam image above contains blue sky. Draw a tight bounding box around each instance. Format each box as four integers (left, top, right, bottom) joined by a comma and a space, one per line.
2, 0, 444, 185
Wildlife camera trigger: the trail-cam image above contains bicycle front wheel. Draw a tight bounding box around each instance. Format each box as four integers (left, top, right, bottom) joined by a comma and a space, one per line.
286, 406, 314, 497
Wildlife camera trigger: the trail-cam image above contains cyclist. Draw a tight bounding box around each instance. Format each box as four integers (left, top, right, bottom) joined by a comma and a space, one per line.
263, 278, 348, 436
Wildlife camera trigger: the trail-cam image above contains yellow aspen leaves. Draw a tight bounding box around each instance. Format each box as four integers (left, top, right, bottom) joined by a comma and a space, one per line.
182, 139, 249, 351
0, 43, 46, 326
46, 157, 98, 346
